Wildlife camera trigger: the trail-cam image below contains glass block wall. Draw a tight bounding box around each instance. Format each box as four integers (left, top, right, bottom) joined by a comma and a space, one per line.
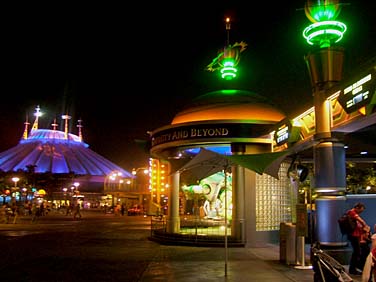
255, 162, 293, 231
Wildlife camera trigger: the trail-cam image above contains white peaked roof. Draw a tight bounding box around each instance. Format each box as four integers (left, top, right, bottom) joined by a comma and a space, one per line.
0, 128, 132, 177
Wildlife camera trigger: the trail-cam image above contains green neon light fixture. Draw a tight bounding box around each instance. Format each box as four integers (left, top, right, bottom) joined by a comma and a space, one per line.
303, 0, 346, 48
220, 59, 238, 80
206, 17, 247, 80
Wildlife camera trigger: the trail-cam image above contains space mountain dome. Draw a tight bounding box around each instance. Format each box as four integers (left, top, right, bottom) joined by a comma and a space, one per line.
0, 106, 133, 180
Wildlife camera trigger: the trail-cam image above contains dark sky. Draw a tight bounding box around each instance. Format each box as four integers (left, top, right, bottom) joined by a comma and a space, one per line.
1, 1, 375, 172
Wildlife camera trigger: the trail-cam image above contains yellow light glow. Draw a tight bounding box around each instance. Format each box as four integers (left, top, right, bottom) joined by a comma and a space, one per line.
358, 106, 366, 116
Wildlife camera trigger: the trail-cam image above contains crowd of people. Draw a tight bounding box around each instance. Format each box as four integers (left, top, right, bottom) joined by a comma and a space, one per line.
0, 202, 19, 224
0, 200, 84, 223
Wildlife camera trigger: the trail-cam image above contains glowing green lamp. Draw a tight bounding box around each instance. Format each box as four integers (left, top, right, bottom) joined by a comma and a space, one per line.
303, 0, 347, 48
206, 17, 247, 80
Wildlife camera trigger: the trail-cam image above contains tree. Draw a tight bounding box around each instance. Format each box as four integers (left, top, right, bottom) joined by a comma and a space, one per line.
346, 162, 376, 194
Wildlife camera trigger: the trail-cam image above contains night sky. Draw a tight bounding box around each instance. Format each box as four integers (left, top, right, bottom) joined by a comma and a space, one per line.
1, 1, 375, 172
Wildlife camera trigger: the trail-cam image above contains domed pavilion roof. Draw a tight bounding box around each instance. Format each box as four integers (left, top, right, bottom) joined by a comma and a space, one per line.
171, 89, 285, 125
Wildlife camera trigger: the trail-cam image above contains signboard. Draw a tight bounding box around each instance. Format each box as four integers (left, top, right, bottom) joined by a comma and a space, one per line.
275, 124, 289, 145
151, 123, 273, 148
274, 121, 301, 147
338, 71, 376, 114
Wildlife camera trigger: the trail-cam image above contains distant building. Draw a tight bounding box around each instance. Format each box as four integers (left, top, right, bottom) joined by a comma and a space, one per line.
0, 106, 133, 207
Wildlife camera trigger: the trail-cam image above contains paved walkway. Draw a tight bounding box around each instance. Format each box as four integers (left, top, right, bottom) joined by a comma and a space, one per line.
141, 243, 313, 282
141, 242, 365, 282
0, 210, 364, 282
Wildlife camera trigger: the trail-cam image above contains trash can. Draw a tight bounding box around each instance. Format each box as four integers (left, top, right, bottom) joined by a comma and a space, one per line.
280, 222, 296, 265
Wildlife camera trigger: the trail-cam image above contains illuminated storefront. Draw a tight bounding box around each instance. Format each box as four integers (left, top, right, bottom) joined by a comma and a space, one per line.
150, 90, 295, 246
148, 10, 375, 247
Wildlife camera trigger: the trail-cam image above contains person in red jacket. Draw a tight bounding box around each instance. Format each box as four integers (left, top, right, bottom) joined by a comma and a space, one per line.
347, 202, 370, 275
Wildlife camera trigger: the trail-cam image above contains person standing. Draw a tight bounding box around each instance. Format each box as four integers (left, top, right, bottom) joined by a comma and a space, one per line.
31, 203, 40, 223
39, 202, 45, 216
121, 203, 125, 216
347, 202, 370, 275
73, 203, 82, 220
0, 204, 9, 223
11, 204, 19, 224
66, 203, 73, 216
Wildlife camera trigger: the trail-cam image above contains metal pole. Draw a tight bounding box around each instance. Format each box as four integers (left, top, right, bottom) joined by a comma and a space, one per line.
294, 187, 313, 270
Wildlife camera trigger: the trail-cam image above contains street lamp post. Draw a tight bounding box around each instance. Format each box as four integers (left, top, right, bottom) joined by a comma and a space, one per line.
105, 171, 124, 208
22, 187, 28, 204
11, 177, 20, 204
70, 186, 75, 204
12, 177, 19, 188
132, 168, 149, 190
132, 167, 150, 214
72, 182, 82, 208
62, 187, 68, 205
73, 182, 80, 192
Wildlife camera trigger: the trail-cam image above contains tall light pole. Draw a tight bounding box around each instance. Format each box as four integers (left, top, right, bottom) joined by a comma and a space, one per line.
132, 167, 150, 213
12, 177, 19, 188
105, 171, 124, 208
303, 0, 348, 247
62, 187, 68, 205
11, 177, 20, 204
22, 187, 28, 204
132, 168, 149, 190
72, 182, 80, 204
73, 182, 80, 192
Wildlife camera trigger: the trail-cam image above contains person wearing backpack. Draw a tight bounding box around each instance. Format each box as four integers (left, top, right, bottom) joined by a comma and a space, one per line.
347, 202, 370, 275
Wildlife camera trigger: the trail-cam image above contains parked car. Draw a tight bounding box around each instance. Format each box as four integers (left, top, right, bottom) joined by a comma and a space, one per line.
127, 205, 142, 216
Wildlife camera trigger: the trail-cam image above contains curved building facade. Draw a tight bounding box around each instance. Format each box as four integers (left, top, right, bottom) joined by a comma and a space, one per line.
150, 89, 297, 247
149, 57, 376, 248
151, 90, 285, 157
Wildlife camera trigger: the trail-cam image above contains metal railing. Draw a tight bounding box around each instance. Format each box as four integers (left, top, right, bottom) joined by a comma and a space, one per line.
150, 215, 242, 246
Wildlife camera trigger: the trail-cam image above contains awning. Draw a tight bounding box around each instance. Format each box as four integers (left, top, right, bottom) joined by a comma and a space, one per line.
177, 148, 234, 185
174, 147, 291, 185
225, 150, 291, 179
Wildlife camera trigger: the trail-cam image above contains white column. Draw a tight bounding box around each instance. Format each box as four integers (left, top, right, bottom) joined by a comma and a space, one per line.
166, 172, 180, 233
232, 164, 245, 242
